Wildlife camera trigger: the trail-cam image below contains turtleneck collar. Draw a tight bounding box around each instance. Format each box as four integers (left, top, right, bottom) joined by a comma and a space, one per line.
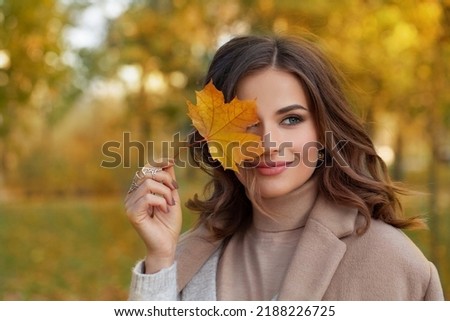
250, 175, 319, 232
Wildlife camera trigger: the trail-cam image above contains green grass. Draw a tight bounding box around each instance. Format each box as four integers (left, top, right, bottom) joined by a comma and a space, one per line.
0, 198, 196, 300
0, 199, 138, 299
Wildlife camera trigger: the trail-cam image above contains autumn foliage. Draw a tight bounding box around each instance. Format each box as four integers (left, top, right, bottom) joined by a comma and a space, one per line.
187, 81, 263, 171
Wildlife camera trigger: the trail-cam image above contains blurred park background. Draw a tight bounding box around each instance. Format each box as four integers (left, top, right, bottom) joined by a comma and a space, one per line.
0, 0, 449, 300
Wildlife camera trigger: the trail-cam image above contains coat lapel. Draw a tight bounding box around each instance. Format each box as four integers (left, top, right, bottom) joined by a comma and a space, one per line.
176, 225, 221, 292
175, 194, 359, 300
278, 194, 358, 300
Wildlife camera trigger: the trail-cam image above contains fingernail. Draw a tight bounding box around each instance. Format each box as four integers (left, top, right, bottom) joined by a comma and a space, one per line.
172, 180, 179, 189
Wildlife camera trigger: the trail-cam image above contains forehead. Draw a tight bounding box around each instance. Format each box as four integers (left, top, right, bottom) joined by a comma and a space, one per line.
236, 68, 309, 114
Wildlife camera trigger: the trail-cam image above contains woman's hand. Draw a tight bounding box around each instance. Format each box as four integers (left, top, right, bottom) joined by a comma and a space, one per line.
124, 161, 182, 274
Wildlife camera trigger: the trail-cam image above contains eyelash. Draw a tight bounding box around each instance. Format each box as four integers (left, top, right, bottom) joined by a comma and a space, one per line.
246, 115, 304, 130
281, 115, 304, 126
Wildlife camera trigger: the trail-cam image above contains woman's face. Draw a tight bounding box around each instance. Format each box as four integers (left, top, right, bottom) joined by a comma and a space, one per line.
236, 68, 319, 198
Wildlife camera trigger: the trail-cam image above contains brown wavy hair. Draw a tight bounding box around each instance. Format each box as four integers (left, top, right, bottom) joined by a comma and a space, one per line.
186, 35, 425, 240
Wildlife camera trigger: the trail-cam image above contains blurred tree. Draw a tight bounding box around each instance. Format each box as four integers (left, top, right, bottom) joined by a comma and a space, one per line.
0, 0, 80, 193
86, 0, 249, 153
423, 1, 450, 277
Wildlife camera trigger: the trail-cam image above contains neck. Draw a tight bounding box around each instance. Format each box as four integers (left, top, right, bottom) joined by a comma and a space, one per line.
251, 175, 319, 232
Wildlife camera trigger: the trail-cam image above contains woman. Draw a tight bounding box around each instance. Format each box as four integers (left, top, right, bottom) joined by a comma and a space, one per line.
124, 35, 444, 300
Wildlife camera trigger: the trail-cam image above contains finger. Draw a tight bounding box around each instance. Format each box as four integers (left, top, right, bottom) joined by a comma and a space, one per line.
142, 193, 170, 215
140, 178, 175, 206
124, 171, 144, 203
162, 164, 180, 205
125, 160, 178, 207
127, 193, 169, 221
147, 204, 154, 217
125, 167, 172, 205
127, 178, 174, 210
144, 170, 178, 191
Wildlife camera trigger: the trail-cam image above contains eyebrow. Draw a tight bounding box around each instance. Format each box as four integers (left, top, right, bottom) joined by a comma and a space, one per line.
275, 104, 308, 115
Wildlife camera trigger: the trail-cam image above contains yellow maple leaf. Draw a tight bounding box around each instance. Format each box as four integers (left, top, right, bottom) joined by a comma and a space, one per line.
187, 81, 264, 172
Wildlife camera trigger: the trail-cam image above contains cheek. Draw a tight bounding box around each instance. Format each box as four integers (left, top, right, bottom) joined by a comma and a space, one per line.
293, 139, 319, 152
291, 123, 318, 148
292, 135, 320, 167
304, 144, 319, 168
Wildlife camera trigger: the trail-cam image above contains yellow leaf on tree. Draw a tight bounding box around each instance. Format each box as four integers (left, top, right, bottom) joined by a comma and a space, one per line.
187, 81, 264, 172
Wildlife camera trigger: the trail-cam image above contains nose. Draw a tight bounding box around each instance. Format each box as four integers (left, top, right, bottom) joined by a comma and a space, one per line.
262, 127, 284, 154
249, 119, 291, 156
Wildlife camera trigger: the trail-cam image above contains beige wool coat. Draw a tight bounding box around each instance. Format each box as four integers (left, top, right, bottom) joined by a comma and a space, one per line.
173, 194, 444, 301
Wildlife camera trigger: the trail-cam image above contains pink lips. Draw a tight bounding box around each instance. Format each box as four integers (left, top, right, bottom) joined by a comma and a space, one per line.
256, 161, 291, 176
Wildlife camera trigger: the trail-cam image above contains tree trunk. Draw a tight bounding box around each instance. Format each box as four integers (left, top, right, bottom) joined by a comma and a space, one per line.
391, 127, 404, 181
0, 139, 5, 200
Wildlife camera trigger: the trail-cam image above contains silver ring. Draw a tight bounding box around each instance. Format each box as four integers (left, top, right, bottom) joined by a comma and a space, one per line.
135, 170, 145, 180
141, 167, 162, 180
127, 181, 140, 194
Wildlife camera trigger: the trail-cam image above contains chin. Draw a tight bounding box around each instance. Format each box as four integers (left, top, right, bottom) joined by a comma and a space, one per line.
255, 172, 314, 199
260, 191, 285, 199
258, 185, 293, 199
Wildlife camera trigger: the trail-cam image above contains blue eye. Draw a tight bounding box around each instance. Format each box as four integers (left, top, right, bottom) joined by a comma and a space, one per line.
281, 115, 303, 125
